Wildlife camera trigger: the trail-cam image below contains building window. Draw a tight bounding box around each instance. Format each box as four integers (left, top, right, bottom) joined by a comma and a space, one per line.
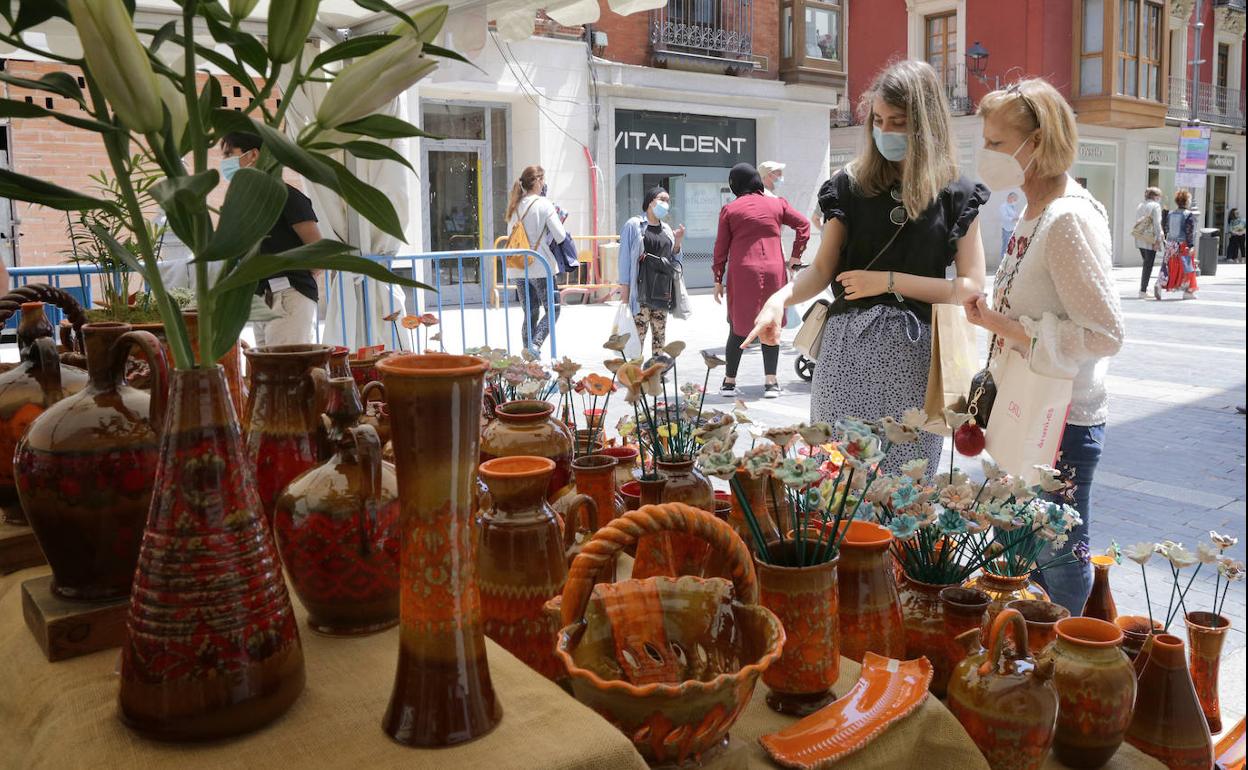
1142, 1, 1162, 100
805, 2, 841, 61
779, 0, 845, 86
925, 12, 957, 83
1080, 0, 1104, 96
1115, 0, 1163, 99
1217, 43, 1229, 89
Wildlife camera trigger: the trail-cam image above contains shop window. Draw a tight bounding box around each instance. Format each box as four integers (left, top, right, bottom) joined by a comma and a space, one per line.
779, 0, 845, 87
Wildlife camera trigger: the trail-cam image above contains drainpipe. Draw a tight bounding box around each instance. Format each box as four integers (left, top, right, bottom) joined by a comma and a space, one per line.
1190, 0, 1203, 124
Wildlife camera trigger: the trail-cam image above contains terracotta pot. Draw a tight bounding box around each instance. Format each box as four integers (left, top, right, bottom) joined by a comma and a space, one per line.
119, 367, 304, 740
837, 520, 905, 663
963, 570, 1050, 639
1048, 616, 1136, 768
242, 344, 331, 526
898, 575, 957, 693
937, 586, 990, 698
0, 303, 88, 520
1081, 554, 1118, 622
756, 540, 839, 716
947, 608, 1059, 770
1126, 633, 1214, 769
619, 479, 642, 512
583, 408, 605, 429
556, 503, 784, 767
572, 428, 607, 457
478, 456, 586, 681
379, 353, 501, 747
1009, 599, 1071, 656
347, 349, 389, 390
600, 445, 639, 489
273, 378, 400, 636
728, 469, 780, 551
15, 323, 168, 601
1186, 611, 1229, 734
571, 454, 624, 534
481, 399, 574, 502
131, 315, 247, 419
1115, 615, 1163, 664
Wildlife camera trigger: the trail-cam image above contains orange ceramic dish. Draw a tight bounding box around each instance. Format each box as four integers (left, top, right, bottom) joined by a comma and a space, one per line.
1217, 717, 1246, 770
758, 653, 933, 769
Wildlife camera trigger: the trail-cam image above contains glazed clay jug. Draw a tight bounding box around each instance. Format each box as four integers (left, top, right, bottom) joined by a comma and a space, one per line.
898, 575, 958, 691
1047, 616, 1136, 769
274, 378, 400, 636
1126, 633, 1215, 770
477, 455, 590, 681
1010, 599, 1071, 655
599, 445, 639, 489
243, 344, 331, 524
481, 399, 574, 501
0, 302, 88, 520
936, 586, 991, 697
962, 569, 1050, 638
837, 520, 905, 662
947, 608, 1059, 770
571, 454, 624, 534
15, 323, 168, 600
727, 469, 779, 551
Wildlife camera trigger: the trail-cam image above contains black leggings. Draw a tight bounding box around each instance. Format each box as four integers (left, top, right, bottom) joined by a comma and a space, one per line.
725, 332, 780, 378
1138, 248, 1157, 292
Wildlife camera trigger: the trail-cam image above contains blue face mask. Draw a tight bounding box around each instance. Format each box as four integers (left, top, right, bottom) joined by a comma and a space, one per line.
652, 200, 670, 219
221, 156, 241, 182
872, 126, 909, 163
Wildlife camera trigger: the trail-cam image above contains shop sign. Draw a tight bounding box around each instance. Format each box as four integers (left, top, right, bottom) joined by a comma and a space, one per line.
1076, 142, 1116, 163
1176, 126, 1212, 188
1208, 154, 1235, 171
1148, 147, 1176, 167
614, 110, 757, 168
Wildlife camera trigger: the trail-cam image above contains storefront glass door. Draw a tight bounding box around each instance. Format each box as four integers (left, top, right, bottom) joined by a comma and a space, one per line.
1206, 174, 1228, 253
427, 148, 483, 268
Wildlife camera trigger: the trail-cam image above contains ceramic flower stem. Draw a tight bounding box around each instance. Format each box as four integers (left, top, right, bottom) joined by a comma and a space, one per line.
729, 473, 772, 564
1166, 563, 1201, 629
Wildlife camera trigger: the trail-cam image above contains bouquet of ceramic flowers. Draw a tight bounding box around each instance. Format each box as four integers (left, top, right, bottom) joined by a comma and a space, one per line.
1120, 532, 1244, 633
467, 347, 561, 405
615, 342, 720, 478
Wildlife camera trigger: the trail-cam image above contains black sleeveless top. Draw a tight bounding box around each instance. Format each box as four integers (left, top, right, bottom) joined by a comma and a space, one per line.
818, 170, 987, 323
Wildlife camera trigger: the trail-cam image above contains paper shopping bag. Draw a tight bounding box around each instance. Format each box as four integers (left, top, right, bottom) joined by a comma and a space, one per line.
984, 349, 1073, 484
922, 304, 980, 435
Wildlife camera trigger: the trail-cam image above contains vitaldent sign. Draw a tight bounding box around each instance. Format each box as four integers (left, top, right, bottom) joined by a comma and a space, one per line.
614, 110, 756, 168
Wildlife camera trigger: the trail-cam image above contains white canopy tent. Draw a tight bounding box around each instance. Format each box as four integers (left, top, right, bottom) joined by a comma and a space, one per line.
1, 0, 664, 348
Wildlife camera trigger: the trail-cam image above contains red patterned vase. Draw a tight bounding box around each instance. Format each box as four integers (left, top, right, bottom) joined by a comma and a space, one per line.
1049, 617, 1136, 768
1186, 611, 1230, 735
837, 520, 904, 662
937, 586, 990, 697
898, 575, 957, 692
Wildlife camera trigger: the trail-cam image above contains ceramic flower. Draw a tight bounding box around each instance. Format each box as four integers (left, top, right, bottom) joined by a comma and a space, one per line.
853, 501, 879, 520
878, 416, 919, 445
890, 481, 923, 511
985, 503, 1023, 531
938, 483, 976, 511
798, 422, 835, 447
982, 459, 1006, 480
901, 407, 928, 430
701, 350, 726, 369
743, 444, 782, 478
419, 312, 439, 326
936, 508, 969, 536
900, 458, 928, 481
841, 432, 884, 470
887, 514, 921, 541
697, 441, 739, 480
1196, 542, 1221, 565
616, 417, 636, 439
1167, 544, 1198, 569
1009, 477, 1037, 503
694, 412, 735, 443
934, 470, 970, 488
1210, 531, 1239, 550
644, 352, 675, 374
1105, 541, 1122, 564
865, 477, 898, 505
764, 425, 803, 451
603, 358, 626, 375
775, 457, 824, 488
1033, 465, 1066, 493
1218, 557, 1245, 582
1123, 542, 1155, 565
732, 399, 753, 425
429, 331, 442, 342
618, 362, 664, 404
604, 333, 630, 353
942, 408, 973, 431
1072, 540, 1091, 565
835, 417, 874, 442
552, 356, 581, 382
581, 373, 615, 397
662, 340, 687, 357
516, 380, 542, 398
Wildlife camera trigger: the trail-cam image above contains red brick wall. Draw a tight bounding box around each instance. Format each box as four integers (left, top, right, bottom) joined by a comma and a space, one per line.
965, 0, 1074, 102
2, 59, 277, 267
846, 0, 907, 107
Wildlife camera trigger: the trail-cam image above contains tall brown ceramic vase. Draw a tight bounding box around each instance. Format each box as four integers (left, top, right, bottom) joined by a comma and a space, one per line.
963, 570, 1050, 638
15, 323, 168, 600
1048, 617, 1136, 768
1126, 633, 1215, 770
1081, 555, 1118, 622
837, 521, 904, 662
480, 400, 574, 502
936, 587, 990, 697
898, 575, 958, 692
379, 353, 501, 747
1186, 611, 1230, 734
119, 367, 304, 740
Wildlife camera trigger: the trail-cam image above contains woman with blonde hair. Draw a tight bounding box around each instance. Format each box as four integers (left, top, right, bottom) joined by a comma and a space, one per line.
747, 59, 987, 471
506, 165, 568, 356
964, 78, 1124, 612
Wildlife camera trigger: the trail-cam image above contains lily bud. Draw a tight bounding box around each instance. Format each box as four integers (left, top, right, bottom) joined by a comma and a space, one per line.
387, 5, 449, 43
267, 0, 319, 64
67, 0, 163, 133
157, 76, 188, 147
316, 36, 436, 129
228, 0, 261, 20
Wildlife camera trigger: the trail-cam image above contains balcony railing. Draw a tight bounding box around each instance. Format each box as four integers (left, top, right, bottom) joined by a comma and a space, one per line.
1213, 0, 1245, 11
934, 64, 973, 116
650, 1, 754, 74
1167, 77, 1246, 130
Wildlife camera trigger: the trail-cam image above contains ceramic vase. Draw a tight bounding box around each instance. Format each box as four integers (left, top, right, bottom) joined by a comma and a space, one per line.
1081, 555, 1118, 622
630, 459, 715, 579
1115, 615, 1162, 664
328, 346, 351, 378
132, 314, 247, 419
481, 399, 574, 502
572, 428, 606, 457
937, 586, 990, 697
962, 570, 1050, 638
599, 445, 639, 489
242, 344, 331, 526
119, 367, 304, 740
15, 323, 168, 600
0, 302, 88, 520
728, 470, 779, 551
947, 608, 1058, 770
379, 353, 501, 747
1009, 599, 1071, 655
1126, 633, 1214, 770
478, 455, 586, 681
756, 540, 839, 716
837, 520, 905, 662
571, 454, 624, 533
1048, 617, 1136, 768
898, 575, 957, 692
1185, 611, 1230, 734
274, 377, 400, 636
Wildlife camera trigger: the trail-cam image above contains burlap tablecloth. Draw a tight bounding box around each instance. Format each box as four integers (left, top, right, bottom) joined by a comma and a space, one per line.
0, 566, 1165, 769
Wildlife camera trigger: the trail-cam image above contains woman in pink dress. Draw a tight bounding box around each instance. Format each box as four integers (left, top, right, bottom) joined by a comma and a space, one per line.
713, 163, 811, 398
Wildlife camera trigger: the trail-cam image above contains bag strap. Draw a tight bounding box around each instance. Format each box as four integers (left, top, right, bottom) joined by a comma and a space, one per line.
829, 214, 906, 307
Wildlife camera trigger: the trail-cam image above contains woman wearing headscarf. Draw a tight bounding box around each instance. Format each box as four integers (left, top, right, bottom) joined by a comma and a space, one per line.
713, 163, 810, 398
618, 186, 685, 355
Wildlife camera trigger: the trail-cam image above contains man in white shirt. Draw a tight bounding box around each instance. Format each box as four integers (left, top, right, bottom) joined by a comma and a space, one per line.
998, 191, 1021, 257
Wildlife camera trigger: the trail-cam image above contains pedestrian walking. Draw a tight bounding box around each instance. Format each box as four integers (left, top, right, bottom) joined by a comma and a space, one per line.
746, 59, 987, 471
999, 191, 1021, 257
1156, 189, 1200, 300
1226, 207, 1245, 263
713, 163, 810, 399
506, 165, 568, 356
964, 78, 1125, 613
617, 186, 685, 356
1132, 186, 1165, 298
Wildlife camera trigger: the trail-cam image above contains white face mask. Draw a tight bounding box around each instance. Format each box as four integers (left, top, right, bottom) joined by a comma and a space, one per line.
977, 136, 1035, 192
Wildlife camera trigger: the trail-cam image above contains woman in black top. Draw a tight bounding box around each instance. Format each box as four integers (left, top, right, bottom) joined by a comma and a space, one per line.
745, 60, 987, 472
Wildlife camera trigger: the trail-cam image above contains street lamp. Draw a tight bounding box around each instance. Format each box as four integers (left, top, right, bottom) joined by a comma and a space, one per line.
966, 41, 989, 81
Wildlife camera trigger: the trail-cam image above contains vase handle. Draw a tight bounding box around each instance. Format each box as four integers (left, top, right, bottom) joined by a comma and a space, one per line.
361, 380, 386, 403
560, 493, 594, 557
110, 330, 170, 434
560, 502, 757, 629
350, 423, 384, 503
29, 337, 64, 403
979, 607, 1031, 677
307, 364, 330, 412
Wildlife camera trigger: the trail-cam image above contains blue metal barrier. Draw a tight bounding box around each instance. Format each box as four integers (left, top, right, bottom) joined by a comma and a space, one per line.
8, 248, 558, 357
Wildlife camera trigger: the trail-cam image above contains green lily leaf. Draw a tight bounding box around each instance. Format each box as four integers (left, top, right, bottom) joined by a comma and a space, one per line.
308, 139, 415, 172
215, 110, 340, 188
335, 113, 440, 140
0, 168, 119, 213
86, 223, 149, 280
309, 34, 399, 72
423, 43, 473, 66
0, 71, 84, 105
152, 170, 218, 253
199, 168, 287, 263
12, 1, 68, 35
208, 281, 259, 364
0, 97, 117, 133
321, 155, 406, 242
213, 239, 433, 292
